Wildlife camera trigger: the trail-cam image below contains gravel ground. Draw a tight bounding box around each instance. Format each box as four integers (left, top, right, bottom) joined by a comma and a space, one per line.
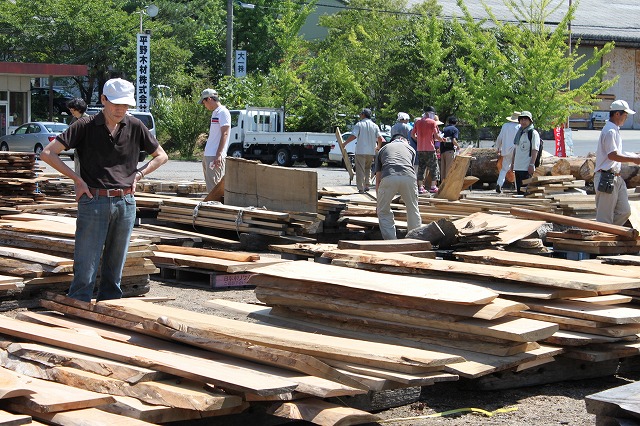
40, 158, 637, 425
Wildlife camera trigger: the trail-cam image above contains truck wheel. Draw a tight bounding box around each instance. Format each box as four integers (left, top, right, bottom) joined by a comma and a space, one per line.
276, 148, 293, 167
304, 158, 322, 168
227, 144, 243, 158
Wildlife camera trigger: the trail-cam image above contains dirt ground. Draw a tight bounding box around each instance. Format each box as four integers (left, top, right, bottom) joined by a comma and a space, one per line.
143, 278, 638, 426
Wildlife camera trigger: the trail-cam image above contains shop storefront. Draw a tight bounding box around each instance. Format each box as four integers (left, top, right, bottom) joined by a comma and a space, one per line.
0, 62, 87, 137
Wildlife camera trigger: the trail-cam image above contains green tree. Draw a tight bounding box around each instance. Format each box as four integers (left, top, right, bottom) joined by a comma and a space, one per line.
453, 0, 615, 131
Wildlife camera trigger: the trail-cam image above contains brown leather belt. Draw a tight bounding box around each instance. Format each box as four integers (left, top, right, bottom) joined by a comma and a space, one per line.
89, 187, 133, 197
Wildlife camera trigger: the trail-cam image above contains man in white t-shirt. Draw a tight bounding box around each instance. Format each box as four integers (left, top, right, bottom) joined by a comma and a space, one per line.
199, 88, 231, 192
595, 99, 639, 225
495, 111, 520, 193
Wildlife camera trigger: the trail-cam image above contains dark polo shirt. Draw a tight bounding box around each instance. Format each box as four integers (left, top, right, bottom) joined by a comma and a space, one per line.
57, 112, 159, 189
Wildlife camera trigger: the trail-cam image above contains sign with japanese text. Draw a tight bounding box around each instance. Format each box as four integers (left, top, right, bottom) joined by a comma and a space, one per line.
553, 126, 566, 157
235, 50, 247, 78
136, 33, 151, 112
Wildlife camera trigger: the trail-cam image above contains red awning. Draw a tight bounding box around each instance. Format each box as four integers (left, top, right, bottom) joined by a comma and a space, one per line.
0, 62, 88, 77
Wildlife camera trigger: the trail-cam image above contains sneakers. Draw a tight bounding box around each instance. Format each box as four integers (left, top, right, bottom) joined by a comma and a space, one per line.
429, 186, 439, 193
495, 183, 502, 194
418, 186, 427, 194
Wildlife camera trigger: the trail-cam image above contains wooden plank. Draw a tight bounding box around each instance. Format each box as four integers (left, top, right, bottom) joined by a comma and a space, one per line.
138, 224, 241, 249
0, 368, 34, 400
6, 340, 167, 384
225, 158, 318, 213
321, 249, 640, 292
249, 260, 498, 305
436, 155, 472, 201
96, 298, 463, 372
3, 403, 155, 426
253, 287, 557, 343
336, 238, 432, 252
509, 311, 640, 337
203, 175, 224, 202
103, 396, 249, 424
335, 128, 354, 182
517, 299, 640, 324
0, 315, 299, 396
205, 299, 563, 380
150, 251, 287, 273
585, 380, 640, 420
1, 369, 115, 413
270, 398, 380, 425
154, 244, 260, 262
456, 249, 640, 279
0, 410, 31, 426
511, 206, 638, 239
250, 275, 525, 320
0, 246, 73, 267
569, 295, 633, 305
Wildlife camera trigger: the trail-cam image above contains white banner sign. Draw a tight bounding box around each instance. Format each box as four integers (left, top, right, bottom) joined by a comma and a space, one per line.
136, 33, 151, 111
235, 50, 247, 78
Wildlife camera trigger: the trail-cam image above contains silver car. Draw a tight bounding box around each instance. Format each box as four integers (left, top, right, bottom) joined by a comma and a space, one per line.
0, 121, 68, 156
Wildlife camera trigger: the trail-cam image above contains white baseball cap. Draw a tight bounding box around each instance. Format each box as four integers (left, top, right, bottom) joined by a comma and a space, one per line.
610, 100, 636, 115
103, 78, 136, 106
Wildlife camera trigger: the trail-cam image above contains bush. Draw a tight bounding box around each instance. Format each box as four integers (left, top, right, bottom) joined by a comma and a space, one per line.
152, 95, 210, 160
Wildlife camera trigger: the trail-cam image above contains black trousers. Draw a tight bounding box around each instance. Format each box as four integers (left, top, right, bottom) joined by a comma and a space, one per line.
515, 170, 531, 195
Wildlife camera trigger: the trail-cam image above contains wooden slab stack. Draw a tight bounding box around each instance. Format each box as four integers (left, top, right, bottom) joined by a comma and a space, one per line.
0, 152, 45, 208
241, 260, 563, 380
586, 381, 640, 425
523, 175, 586, 197
0, 293, 474, 423
0, 217, 157, 306
158, 198, 298, 237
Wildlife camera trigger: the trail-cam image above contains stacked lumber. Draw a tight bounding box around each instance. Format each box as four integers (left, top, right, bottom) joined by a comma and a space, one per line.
0, 152, 45, 207
241, 260, 562, 380
0, 293, 473, 424
524, 175, 586, 197
157, 197, 323, 239
0, 216, 156, 307
137, 178, 208, 196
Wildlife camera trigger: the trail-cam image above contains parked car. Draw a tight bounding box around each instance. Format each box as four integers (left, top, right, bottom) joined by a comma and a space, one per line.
0, 122, 68, 157
328, 132, 391, 169
30, 87, 75, 116
85, 107, 156, 162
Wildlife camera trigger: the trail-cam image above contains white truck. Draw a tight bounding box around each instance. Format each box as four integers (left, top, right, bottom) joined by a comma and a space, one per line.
226, 107, 335, 167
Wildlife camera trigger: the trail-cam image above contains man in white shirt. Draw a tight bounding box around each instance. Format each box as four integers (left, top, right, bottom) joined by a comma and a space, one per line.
595, 99, 639, 225
495, 111, 520, 193
200, 88, 231, 192
343, 108, 385, 193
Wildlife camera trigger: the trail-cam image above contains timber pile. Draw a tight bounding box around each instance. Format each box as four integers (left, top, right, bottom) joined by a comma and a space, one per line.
240, 260, 563, 380
307, 247, 640, 382
157, 198, 324, 239
0, 292, 470, 424
0, 152, 45, 207
524, 175, 587, 197
0, 216, 157, 308
137, 178, 208, 196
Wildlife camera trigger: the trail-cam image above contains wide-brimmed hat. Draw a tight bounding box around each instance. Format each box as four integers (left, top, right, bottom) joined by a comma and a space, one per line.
199, 88, 218, 104
506, 111, 521, 122
434, 115, 444, 125
610, 100, 636, 115
103, 78, 136, 106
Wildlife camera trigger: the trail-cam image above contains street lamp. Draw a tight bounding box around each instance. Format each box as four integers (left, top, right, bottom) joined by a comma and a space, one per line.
139, 4, 158, 33
225, 0, 255, 76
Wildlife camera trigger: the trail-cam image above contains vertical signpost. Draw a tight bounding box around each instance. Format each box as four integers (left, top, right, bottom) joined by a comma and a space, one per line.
235, 50, 247, 78
136, 33, 151, 112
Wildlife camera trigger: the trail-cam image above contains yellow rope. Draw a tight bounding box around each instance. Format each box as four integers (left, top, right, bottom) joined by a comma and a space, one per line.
379, 406, 518, 423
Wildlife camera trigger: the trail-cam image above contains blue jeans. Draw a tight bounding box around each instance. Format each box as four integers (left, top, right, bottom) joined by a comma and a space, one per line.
69, 193, 136, 302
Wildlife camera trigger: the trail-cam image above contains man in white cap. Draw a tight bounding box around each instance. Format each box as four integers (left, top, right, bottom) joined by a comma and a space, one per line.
199, 88, 231, 192
595, 99, 640, 225
41, 78, 168, 302
495, 111, 520, 193
390, 112, 412, 142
